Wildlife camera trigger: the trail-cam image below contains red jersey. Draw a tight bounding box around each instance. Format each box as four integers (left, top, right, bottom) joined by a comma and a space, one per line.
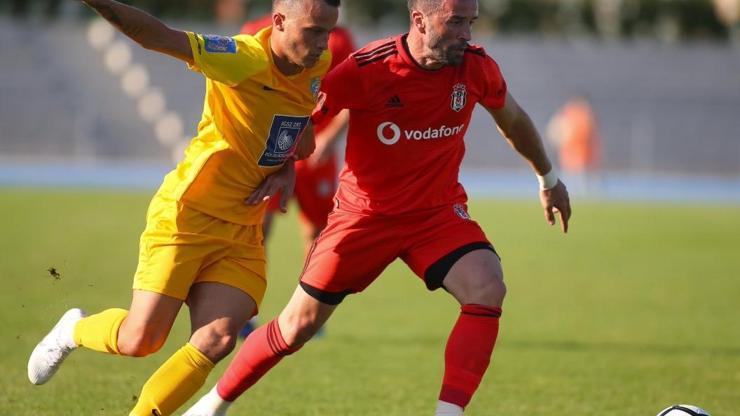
312, 34, 508, 215
241, 18, 356, 135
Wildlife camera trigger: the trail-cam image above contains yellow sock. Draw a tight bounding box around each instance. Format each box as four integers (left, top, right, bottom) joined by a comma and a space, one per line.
73, 308, 128, 354
130, 343, 215, 416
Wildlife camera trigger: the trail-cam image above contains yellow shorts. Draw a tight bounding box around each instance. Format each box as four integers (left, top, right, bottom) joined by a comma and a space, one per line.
133, 194, 266, 306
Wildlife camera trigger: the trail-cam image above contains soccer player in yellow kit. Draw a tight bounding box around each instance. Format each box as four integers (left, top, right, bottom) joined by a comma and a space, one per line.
26, 0, 338, 415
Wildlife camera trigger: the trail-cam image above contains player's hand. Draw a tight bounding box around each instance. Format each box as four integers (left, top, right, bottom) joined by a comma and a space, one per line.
539, 180, 571, 233
244, 159, 296, 213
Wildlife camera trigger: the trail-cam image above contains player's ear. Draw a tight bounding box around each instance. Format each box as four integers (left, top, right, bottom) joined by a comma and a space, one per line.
411, 10, 427, 34
273, 12, 286, 32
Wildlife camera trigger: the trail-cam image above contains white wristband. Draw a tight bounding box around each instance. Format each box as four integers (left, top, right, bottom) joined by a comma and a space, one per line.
537, 169, 559, 190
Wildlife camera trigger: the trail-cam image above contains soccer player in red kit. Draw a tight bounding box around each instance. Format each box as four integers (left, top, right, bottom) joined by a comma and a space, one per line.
185, 0, 571, 415
242, 6, 355, 251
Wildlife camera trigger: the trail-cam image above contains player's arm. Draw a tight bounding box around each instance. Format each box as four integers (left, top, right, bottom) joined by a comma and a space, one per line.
487, 93, 552, 176
486, 94, 572, 233
295, 123, 316, 160
80, 0, 192, 65
309, 109, 348, 166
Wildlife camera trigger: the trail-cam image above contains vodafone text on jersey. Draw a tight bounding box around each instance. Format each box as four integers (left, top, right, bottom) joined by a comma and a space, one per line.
376, 122, 466, 145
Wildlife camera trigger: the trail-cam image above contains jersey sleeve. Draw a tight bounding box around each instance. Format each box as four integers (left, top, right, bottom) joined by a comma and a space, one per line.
478, 55, 508, 110
311, 57, 363, 125
186, 32, 267, 87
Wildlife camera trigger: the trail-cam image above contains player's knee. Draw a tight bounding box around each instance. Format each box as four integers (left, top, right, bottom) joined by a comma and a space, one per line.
486, 275, 507, 305
279, 315, 320, 348
117, 328, 167, 357
458, 271, 506, 307
190, 325, 238, 363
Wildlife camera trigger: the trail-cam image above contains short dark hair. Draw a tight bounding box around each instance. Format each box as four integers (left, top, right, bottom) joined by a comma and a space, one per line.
407, 0, 441, 13
273, 0, 340, 8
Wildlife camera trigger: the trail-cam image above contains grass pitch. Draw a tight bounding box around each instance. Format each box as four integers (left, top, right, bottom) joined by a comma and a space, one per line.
1, 188, 738, 415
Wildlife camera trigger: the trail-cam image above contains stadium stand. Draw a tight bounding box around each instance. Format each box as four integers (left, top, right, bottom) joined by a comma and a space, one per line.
1, 20, 739, 176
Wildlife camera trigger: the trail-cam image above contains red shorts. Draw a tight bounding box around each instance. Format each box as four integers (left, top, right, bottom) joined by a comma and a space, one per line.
267, 157, 337, 229
299, 203, 495, 304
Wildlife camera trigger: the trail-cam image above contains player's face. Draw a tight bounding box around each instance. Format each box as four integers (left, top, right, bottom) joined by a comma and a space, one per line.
281, 1, 338, 68
425, 0, 478, 66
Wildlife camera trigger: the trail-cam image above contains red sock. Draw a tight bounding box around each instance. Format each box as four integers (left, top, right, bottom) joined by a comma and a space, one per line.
217, 319, 299, 402
439, 304, 502, 409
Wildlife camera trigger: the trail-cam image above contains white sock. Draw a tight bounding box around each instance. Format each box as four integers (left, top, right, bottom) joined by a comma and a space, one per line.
435, 400, 463, 416
203, 386, 232, 414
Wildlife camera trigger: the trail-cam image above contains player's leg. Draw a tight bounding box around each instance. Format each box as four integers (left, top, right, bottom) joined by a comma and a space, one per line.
402, 204, 506, 415
129, 282, 256, 416
116, 290, 184, 355
131, 214, 266, 416
229, 285, 336, 392
27, 195, 192, 385
436, 249, 505, 415
295, 216, 329, 338
27, 289, 182, 385
183, 286, 336, 415
184, 212, 397, 415
79, 194, 197, 358
442, 248, 506, 307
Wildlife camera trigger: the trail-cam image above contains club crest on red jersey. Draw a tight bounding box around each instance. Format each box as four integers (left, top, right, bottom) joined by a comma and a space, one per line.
451, 83, 467, 112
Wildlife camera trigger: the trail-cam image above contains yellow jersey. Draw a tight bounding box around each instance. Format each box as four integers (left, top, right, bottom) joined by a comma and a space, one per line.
155, 27, 331, 225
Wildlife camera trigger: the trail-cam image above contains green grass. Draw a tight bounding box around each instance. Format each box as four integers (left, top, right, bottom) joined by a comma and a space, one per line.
1, 188, 739, 415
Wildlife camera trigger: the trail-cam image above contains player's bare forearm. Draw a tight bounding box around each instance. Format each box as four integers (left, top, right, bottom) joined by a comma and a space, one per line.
502, 112, 552, 175
489, 95, 571, 232
309, 109, 347, 165
80, 0, 192, 64
488, 94, 552, 175
518, 119, 572, 232
295, 124, 316, 160
317, 109, 349, 148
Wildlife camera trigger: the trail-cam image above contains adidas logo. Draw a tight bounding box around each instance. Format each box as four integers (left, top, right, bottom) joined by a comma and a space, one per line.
385, 95, 403, 108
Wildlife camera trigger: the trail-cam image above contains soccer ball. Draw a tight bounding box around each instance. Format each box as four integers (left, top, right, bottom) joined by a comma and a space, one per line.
657, 404, 710, 416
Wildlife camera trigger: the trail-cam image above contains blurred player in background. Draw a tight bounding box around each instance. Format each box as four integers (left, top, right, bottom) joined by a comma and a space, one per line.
185, 0, 571, 415
238, 0, 355, 339
547, 94, 602, 194
26, 0, 338, 415
214, 0, 247, 26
